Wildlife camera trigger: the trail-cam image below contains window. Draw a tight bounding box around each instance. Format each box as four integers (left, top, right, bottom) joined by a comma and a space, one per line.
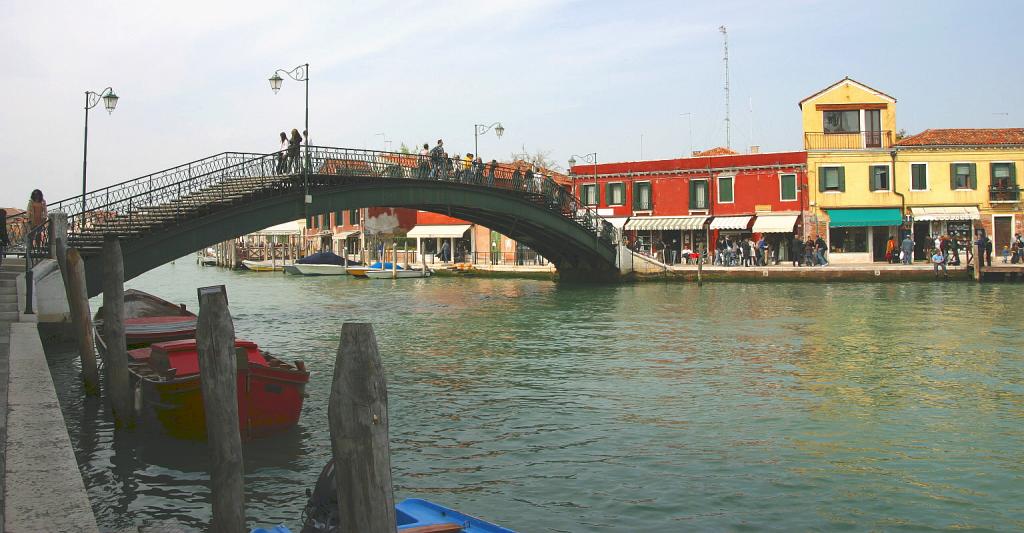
606, 182, 625, 206
869, 165, 890, 191
829, 227, 868, 253
690, 180, 708, 210
823, 110, 860, 133
580, 183, 598, 206
633, 181, 652, 211
910, 163, 928, 191
780, 174, 797, 201
950, 163, 976, 190
819, 166, 845, 192
718, 176, 734, 203
349, 208, 360, 225
991, 162, 1016, 189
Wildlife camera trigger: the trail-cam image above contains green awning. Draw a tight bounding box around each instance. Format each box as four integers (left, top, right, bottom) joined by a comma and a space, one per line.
827, 208, 902, 227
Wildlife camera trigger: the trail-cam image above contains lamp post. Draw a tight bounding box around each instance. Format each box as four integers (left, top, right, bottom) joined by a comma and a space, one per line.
474, 122, 505, 158
269, 63, 310, 200
81, 87, 119, 229
375, 132, 391, 152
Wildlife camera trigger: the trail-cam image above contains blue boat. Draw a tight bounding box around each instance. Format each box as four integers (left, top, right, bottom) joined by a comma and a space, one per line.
251, 498, 514, 533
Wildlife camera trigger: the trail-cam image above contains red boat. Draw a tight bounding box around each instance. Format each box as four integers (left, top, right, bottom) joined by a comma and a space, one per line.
127, 338, 309, 439
95, 290, 309, 439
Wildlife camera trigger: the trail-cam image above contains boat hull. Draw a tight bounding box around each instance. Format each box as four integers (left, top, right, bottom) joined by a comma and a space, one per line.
365, 269, 431, 279
291, 263, 348, 276
242, 259, 293, 272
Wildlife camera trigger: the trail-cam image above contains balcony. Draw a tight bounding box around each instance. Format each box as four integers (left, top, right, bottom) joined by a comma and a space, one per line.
989, 185, 1021, 203
804, 130, 894, 150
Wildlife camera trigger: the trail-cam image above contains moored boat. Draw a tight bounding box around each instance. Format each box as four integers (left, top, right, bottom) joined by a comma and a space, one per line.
292, 263, 348, 276
94, 289, 197, 349
127, 338, 309, 439
364, 268, 431, 279
242, 259, 293, 272
347, 261, 403, 277
287, 251, 358, 276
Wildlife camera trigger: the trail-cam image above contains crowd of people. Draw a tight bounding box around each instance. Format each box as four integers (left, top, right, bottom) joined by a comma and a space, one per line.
275, 129, 307, 174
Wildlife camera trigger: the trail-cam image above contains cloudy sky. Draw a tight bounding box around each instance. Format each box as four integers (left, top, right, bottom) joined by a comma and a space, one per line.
1, 0, 1021, 208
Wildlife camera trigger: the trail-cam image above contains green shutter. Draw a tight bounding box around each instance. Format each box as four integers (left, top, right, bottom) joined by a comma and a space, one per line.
869, 167, 877, 191
1011, 163, 1018, 187
633, 182, 641, 209
689, 180, 697, 209
781, 175, 796, 200
838, 167, 846, 192
818, 172, 825, 192
969, 163, 977, 190
949, 163, 957, 190
722, 178, 733, 202
605, 183, 613, 204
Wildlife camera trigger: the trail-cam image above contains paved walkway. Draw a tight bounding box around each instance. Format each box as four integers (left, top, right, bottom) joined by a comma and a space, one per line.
1, 263, 98, 533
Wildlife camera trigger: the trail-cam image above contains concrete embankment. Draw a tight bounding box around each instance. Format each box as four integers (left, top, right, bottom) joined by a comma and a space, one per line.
3, 321, 98, 533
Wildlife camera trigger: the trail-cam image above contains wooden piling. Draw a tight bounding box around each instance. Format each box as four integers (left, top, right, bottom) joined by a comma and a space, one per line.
65, 248, 100, 395
101, 235, 134, 426
697, 255, 704, 286
195, 285, 246, 533
328, 323, 396, 533
974, 242, 983, 282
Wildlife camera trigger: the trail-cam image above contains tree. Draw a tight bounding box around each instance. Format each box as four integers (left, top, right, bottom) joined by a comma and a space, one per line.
510, 148, 561, 171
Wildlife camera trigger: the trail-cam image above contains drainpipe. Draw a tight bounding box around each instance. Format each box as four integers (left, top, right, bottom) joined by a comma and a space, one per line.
890, 149, 907, 238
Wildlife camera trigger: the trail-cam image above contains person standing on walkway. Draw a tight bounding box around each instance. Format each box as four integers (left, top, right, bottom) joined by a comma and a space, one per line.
885, 235, 896, 263
901, 234, 914, 264
757, 236, 768, 266
814, 235, 828, 266
790, 235, 803, 266
26, 189, 47, 247
950, 236, 961, 265
982, 234, 993, 267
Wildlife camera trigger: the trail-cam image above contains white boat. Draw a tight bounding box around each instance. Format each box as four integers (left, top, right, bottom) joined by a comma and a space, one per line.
364, 269, 431, 279
241, 259, 293, 272
291, 263, 348, 276
198, 256, 217, 266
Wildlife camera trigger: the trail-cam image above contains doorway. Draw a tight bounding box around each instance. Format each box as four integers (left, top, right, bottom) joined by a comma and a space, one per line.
913, 221, 931, 260
993, 215, 1014, 253
865, 109, 882, 148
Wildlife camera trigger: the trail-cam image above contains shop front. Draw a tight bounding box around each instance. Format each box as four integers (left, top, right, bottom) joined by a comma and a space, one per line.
406, 224, 472, 263
909, 206, 979, 261
751, 214, 800, 262
825, 208, 903, 263
709, 216, 753, 242
623, 216, 708, 264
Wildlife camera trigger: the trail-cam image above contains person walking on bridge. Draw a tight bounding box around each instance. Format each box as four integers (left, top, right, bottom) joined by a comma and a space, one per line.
287, 129, 303, 173
276, 131, 289, 174
429, 139, 445, 179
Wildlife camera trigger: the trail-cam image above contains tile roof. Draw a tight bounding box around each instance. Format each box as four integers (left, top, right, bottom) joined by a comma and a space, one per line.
896, 128, 1024, 147
692, 147, 739, 156
798, 77, 896, 108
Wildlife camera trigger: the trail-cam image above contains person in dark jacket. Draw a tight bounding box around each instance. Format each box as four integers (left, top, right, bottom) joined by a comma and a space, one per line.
790, 235, 803, 266
814, 235, 828, 266
901, 235, 914, 264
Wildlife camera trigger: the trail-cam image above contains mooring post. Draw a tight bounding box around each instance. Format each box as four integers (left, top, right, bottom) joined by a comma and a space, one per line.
101, 235, 134, 426
697, 254, 704, 286
65, 248, 100, 395
328, 323, 396, 533
196, 285, 246, 533
974, 241, 983, 282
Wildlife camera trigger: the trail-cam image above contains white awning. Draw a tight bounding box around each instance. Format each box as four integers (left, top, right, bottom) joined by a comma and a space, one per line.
333, 230, 359, 240
910, 206, 980, 221
603, 217, 630, 229
752, 214, 799, 234
624, 216, 707, 231
406, 224, 472, 238
709, 216, 752, 230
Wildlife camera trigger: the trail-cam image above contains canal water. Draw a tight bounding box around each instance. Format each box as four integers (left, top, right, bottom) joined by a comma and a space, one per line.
46, 260, 1023, 532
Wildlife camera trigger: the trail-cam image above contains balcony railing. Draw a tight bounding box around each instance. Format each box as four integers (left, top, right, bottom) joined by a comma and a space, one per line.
804, 130, 894, 150
989, 185, 1021, 203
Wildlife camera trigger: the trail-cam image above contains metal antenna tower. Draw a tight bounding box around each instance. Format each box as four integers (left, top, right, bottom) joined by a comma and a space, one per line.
720, 25, 731, 149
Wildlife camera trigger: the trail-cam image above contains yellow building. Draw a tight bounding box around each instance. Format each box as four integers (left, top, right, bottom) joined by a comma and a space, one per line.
801, 77, 1022, 263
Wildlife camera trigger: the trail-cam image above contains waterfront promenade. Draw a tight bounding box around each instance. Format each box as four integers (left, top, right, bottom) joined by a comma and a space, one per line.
0, 261, 98, 533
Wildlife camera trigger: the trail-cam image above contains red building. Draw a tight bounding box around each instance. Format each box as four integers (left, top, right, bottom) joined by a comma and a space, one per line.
568, 150, 808, 262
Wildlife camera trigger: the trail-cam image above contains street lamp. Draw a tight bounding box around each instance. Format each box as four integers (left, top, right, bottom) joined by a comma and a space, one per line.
81, 87, 120, 229
269, 63, 309, 199
474, 122, 504, 158
376, 132, 392, 152
568, 153, 598, 207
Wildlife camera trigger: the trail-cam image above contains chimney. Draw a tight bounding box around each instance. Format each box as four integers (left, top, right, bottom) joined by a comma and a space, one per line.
749, 145, 760, 154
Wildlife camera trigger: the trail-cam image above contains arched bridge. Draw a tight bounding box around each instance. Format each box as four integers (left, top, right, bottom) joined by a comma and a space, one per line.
48, 147, 620, 296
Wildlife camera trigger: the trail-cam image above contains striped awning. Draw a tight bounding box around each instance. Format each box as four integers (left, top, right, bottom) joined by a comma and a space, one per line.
624, 216, 707, 231
910, 206, 980, 221
751, 215, 799, 234
709, 216, 753, 230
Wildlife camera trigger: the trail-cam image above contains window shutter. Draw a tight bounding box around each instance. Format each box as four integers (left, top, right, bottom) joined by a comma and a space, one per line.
605, 183, 612, 204
969, 163, 977, 190
818, 173, 825, 192
633, 182, 641, 210
1010, 163, 1018, 187
689, 180, 697, 209
869, 168, 877, 191
838, 167, 846, 192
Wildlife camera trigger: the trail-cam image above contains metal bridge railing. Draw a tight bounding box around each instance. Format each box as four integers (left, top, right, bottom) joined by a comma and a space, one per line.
54, 147, 616, 251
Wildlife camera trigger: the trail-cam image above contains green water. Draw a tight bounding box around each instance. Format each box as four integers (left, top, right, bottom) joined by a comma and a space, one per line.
47, 260, 1024, 531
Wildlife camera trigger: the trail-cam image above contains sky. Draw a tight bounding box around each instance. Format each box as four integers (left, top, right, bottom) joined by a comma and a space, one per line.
1, 0, 1022, 209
